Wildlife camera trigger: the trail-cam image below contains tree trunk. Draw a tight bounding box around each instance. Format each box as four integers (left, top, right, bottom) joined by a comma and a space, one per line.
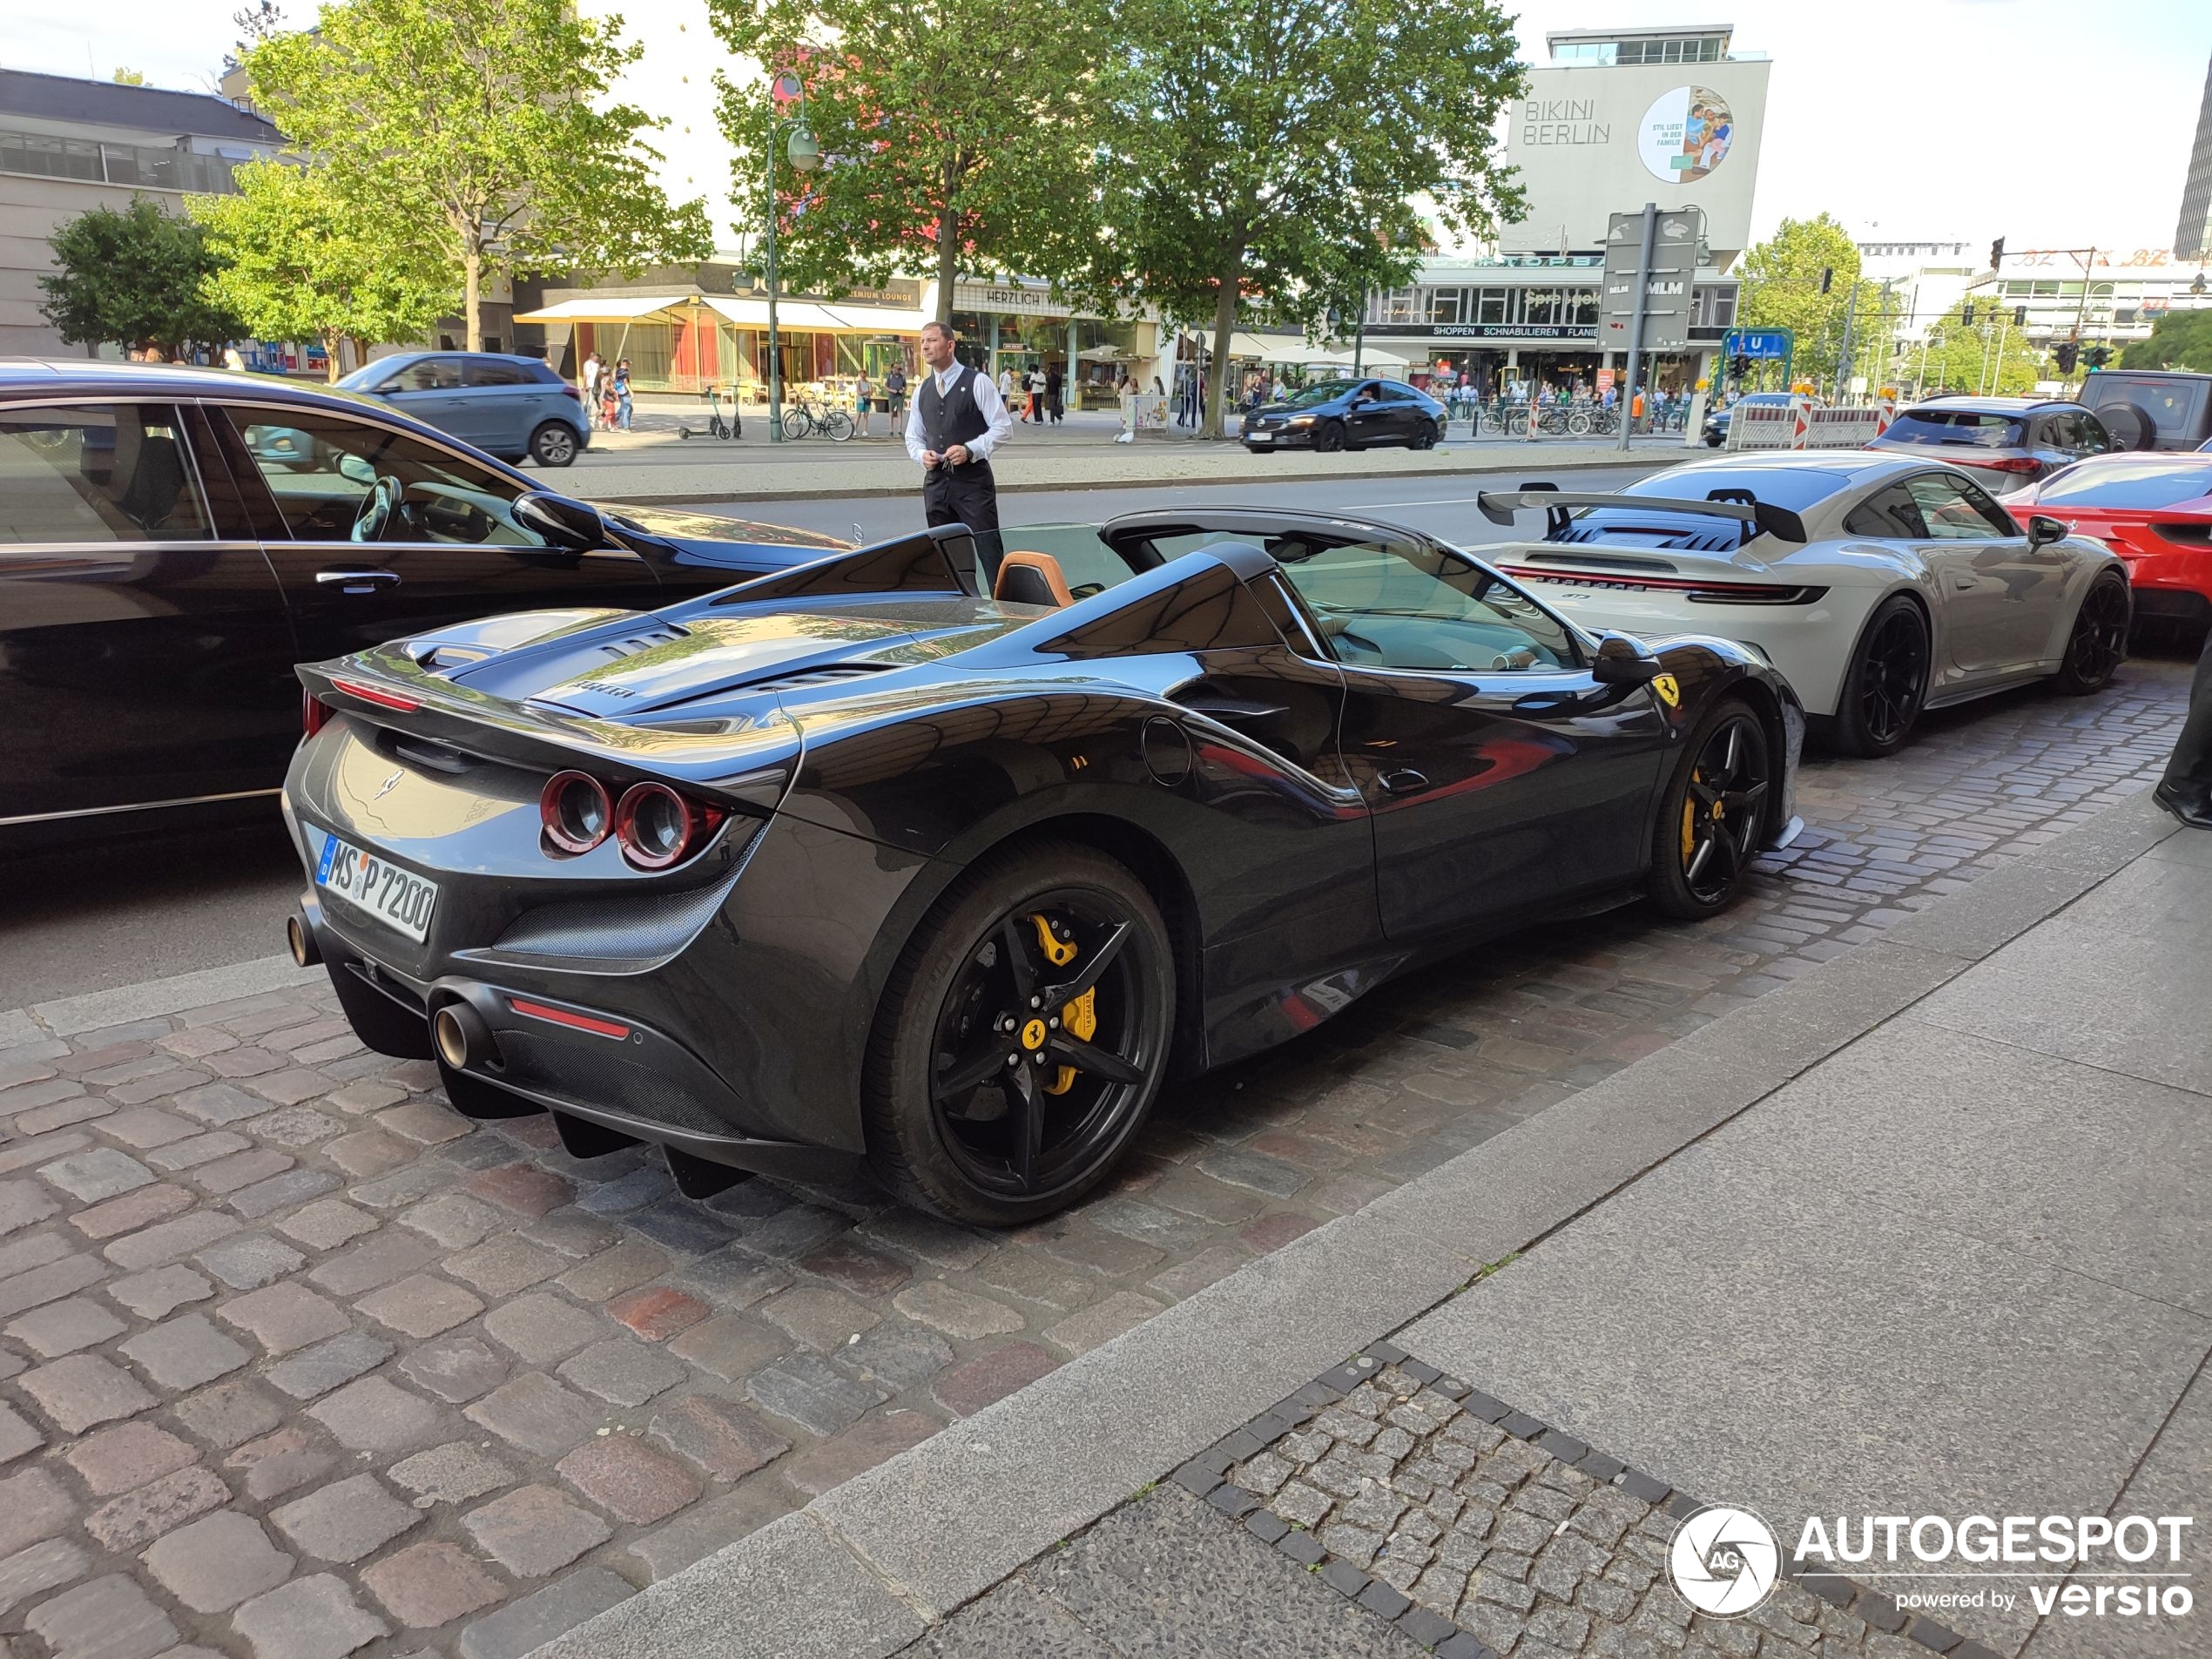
934, 204, 959, 327
462, 242, 483, 353
1199, 240, 1244, 441
321, 331, 344, 383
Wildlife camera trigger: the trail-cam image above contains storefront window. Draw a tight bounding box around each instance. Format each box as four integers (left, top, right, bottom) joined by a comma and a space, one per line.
1428, 288, 1466, 325
1477, 288, 1510, 325
1565, 289, 1600, 327
1523, 289, 1562, 327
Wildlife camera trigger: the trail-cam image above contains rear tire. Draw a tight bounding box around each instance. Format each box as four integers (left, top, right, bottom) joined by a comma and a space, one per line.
1647, 696, 1771, 920
2096, 404, 2156, 451
529, 421, 578, 467
1831, 594, 1931, 758
2052, 569, 2131, 694
864, 842, 1174, 1226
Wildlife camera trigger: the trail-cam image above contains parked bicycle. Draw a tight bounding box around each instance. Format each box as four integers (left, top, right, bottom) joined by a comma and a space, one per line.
783, 395, 854, 442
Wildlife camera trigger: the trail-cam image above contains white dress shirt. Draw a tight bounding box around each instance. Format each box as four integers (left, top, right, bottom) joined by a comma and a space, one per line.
905, 362, 1015, 467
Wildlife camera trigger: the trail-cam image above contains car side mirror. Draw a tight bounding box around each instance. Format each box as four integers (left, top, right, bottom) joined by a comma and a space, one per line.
1589, 631, 1664, 685
2027, 515, 2067, 550
514, 491, 605, 551
335, 454, 377, 488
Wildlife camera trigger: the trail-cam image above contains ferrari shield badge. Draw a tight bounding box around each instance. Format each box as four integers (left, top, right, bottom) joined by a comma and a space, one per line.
1652, 673, 1682, 709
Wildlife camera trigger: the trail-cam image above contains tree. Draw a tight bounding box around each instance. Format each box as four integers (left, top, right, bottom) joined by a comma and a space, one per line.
111, 68, 146, 84
1737, 213, 1885, 393
39, 199, 241, 358
242, 0, 712, 351
1102, 0, 1524, 436
707, 0, 1113, 324
2120, 308, 2212, 372
192, 161, 455, 380
1893, 300, 2047, 398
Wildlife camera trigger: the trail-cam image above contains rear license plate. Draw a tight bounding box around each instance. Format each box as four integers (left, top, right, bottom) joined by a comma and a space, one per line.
316, 833, 438, 943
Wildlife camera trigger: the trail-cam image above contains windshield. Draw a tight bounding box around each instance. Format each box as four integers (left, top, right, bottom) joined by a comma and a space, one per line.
1883, 409, 2025, 449
2036, 458, 2212, 509
1285, 381, 1359, 407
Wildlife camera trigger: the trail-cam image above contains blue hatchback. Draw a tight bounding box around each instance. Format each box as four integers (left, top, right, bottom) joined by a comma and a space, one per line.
334, 350, 590, 467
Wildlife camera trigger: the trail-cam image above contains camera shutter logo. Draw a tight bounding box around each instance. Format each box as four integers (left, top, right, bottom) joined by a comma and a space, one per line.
1669, 1505, 1781, 1616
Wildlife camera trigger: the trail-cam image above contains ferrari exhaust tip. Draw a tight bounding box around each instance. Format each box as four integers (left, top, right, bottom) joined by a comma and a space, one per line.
432, 1001, 495, 1071
286, 913, 320, 968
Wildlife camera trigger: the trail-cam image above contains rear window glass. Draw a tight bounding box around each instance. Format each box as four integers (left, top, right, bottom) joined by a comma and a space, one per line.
1619, 467, 1854, 511
2082, 377, 2207, 441
1884, 410, 2025, 448
2036, 458, 2212, 509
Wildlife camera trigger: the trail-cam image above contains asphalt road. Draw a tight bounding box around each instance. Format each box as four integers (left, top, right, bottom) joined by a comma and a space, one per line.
0, 457, 1844, 1011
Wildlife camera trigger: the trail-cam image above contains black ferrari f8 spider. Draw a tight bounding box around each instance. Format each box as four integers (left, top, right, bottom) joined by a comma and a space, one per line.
283, 508, 1804, 1224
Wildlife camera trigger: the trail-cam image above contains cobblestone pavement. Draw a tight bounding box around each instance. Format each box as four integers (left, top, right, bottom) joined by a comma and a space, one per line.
0, 660, 2188, 1657
1133, 1343, 1998, 1659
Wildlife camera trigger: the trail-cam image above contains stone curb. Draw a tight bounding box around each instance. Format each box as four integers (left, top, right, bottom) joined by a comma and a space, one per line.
5, 954, 321, 1042
583, 444, 1670, 507
529, 786, 2176, 1656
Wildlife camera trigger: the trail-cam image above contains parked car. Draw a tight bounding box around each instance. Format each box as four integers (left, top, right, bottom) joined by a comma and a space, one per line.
1865, 396, 2113, 488
335, 350, 590, 467
2009, 451, 2212, 637
2075, 369, 2212, 452
1241, 379, 1447, 452
282, 510, 1804, 1223
1480, 452, 2131, 759
0, 361, 840, 848
1702, 390, 1794, 448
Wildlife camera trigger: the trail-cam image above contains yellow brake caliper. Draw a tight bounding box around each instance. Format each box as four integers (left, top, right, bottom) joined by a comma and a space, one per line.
1681, 769, 1700, 868
1028, 914, 1093, 1095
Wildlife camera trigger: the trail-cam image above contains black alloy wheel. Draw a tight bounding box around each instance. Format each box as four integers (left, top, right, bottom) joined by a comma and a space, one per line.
1313, 421, 1346, 453
1649, 698, 1770, 918
1832, 595, 1930, 758
1411, 421, 1440, 450
866, 843, 1174, 1224
2053, 570, 2130, 694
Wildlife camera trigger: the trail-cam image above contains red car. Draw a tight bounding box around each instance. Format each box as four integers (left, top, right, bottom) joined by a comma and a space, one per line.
2012, 452, 2212, 636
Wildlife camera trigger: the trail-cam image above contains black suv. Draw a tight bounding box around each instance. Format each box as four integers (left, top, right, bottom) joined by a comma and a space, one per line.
2075, 370, 2212, 451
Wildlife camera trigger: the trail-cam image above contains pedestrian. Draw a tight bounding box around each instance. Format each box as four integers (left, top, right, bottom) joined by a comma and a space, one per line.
222, 344, 246, 373
582, 350, 604, 429
2155, 631, 2212, 828
853, 368, 874, 438
884, 361, 908, 428
907, 320, 1012, 570
1025, 363, 1046, 423
997, 362, 1017, 409
600, 373, 620, 432
614, 359, 633, 431
1046, 362, 1064, 424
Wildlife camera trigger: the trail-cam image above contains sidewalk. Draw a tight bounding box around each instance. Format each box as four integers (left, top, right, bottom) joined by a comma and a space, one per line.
535, 790, 2207, 1659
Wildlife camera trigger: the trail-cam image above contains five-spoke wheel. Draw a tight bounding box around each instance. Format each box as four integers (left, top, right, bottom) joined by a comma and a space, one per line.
867, 843, 1173, 1224
1649, 698, 1771, 918
2053, 570, 2130, 695
1833, 595, 1930, 758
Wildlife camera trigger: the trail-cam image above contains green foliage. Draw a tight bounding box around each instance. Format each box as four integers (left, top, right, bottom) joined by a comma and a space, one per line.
1898, 300, 2047, 398
2120, 308, 2212, 372
111, 67, 146, 84
1737, 213, 1885, 390
192, 161, 455, 380
1103, 0, 1525, 435
242, 0, 712, 349
39, 199, 241, 356
708, 0, 1113, 321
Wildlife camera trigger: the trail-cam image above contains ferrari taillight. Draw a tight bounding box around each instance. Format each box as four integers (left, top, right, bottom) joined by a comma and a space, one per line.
302, 692, 333, 738
613, 782, 725, 870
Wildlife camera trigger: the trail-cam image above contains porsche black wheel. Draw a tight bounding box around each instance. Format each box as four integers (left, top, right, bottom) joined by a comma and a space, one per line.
1831, 595, 1929, 758
866, 842, 1174, 1225
1648, 698, 1770, 919
2051, 570, 2130, 695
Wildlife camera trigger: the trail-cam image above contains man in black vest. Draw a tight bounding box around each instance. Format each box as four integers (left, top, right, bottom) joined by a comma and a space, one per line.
905, 320, 1013, 568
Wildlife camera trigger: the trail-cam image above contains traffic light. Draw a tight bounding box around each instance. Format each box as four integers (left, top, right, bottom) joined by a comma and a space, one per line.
2083, 345, 2111, 370
2014, 305, 2028, 327
2054, 341, 2079, 374
1962, 302, 1975, 326
1990, 237, 2006, 270
1819, 267, 1833, 294
1731, 354, 1750, 381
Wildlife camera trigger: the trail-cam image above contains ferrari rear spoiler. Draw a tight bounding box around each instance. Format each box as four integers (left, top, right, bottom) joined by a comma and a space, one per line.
1477, 489, 1808, 545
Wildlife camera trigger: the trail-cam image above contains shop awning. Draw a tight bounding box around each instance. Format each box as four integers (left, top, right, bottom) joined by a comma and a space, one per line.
701, 296, 932, 334
1217, 332, 1408, 369
513, 294, 698, 324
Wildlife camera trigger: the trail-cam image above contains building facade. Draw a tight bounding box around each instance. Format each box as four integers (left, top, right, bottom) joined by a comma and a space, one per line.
1962, 247, 2211, 353
1854, 239, 1979, 346
0, 69, 280, 358
2176, 53, 2212, 262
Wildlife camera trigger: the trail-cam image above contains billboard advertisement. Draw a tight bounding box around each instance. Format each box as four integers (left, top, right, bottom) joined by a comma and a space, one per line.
1500, 59, 1770, 260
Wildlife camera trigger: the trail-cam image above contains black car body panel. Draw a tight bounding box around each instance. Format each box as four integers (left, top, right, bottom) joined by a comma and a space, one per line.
0, 361, 840, 843
282, 513, 1804, 1209
1241, 379, 1447, 452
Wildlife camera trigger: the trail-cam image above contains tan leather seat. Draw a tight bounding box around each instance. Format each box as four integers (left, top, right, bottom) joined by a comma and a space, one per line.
994, 550, 1076, 608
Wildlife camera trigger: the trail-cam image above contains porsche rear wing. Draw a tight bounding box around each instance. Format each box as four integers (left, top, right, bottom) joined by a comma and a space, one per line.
1476, 489, 1808, 545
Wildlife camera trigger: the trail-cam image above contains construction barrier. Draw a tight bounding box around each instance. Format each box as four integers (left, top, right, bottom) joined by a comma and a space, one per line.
1726, 395, 1890, 452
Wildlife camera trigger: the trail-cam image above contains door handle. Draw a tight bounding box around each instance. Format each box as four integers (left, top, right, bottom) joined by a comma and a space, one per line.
317, 567, 401, 593
1952, 576, 1975, 591
1178, 694, 1288, 725
1378, 767, 1429, 793
1511, 691, 1581, 715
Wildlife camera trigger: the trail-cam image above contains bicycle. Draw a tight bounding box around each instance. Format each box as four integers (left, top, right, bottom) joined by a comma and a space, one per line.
782, 394, 854, 442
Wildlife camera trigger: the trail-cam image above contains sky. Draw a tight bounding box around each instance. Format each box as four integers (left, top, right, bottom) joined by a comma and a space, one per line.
8, 0, 2209, 257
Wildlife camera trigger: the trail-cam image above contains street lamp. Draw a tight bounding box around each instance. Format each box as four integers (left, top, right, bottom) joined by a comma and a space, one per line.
763, 78, 820, 444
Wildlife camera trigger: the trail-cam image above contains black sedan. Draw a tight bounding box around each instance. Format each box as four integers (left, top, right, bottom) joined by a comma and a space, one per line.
0, 361, 840, 847
1242, 379, 1447, 453
283, 509, 1805, 1225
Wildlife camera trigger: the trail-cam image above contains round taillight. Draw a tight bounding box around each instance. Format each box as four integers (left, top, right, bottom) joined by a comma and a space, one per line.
541, 771, 612, 854
614, 782, 693, 869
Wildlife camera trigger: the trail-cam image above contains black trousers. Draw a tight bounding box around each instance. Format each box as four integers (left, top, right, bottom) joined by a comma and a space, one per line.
2161, 627, 2212, 801
923, 460, 1003, 573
